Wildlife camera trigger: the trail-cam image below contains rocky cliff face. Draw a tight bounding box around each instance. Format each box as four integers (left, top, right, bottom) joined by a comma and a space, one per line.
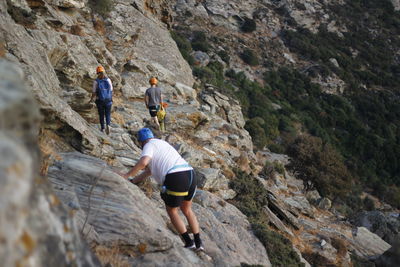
0, 0, 397, 266
0, 59, 99, 266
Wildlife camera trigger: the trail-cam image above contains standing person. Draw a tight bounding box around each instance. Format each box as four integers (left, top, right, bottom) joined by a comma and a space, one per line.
90, 66, 113, 135
121, 128, 204, 251
145, 77, 163, 130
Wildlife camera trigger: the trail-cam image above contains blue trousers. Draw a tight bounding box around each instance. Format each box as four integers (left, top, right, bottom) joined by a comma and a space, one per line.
95, 100, 112, 130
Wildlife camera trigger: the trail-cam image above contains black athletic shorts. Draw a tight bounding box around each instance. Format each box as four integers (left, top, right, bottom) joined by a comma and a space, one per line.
148, 105, 160, 117
161, 170, 197, 208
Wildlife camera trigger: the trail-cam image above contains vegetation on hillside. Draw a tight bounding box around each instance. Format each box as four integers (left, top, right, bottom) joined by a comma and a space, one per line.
170, 0, 400, 209
88, 0, 114, 17
230, 170, 304, 267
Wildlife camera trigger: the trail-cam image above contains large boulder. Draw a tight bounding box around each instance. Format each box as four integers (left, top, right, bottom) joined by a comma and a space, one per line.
352, 227, 391, 258
0, 59, 98, 266
352, 211, 400, 245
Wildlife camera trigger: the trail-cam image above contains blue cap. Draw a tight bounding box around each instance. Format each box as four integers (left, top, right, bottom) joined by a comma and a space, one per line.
138, 128, 154, 142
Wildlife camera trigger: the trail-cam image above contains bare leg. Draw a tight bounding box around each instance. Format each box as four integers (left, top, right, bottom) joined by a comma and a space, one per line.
151, 116, 160, 130
180, 200, 199, 234
166, 206, 187, 234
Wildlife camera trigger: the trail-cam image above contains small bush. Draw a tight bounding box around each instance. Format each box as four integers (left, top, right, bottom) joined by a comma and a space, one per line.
252, 223, 304, 267
245, 117, 268, 149
89, 0, 113, 17
273, 162, 285, 175
70, 25, 84, 36
191, 31, 210, 52
351, 253, 375, 267
241, 17, 257, 33
217, 50, 230, 64
171, 31, 195, 65
240, 48, 259, 66
230, 170, 304, 266
286, 135, 354, 200
363, 197, 375, 211
192, 61, 225, 87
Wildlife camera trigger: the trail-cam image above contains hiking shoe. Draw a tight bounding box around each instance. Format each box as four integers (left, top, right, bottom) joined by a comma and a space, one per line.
105, 125, 110, 135
195, 245, 204, 252
184, 241, 195, 250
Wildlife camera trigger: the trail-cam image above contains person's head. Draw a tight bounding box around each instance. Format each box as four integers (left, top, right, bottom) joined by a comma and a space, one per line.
96, 66, 105, 78
137, 128, 154, 148
149, 77, 158, 87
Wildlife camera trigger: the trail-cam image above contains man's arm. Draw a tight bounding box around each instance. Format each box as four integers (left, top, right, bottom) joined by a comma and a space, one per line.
129, 167, 151, 184
122, 156, 151, 179
144, 94, 149, 108
90, 80, 97, 102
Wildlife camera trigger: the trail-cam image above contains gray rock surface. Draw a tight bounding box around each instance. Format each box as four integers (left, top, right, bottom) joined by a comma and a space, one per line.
392, 0, 400, 10
0, 59, 98, 267
352, 227, 391, 258
352, 211, 400, 245
318, 197, 332, 210
48, 152, 271, 266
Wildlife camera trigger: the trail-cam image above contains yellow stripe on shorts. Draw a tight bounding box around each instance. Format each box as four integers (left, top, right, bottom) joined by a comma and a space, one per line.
166, 190, 189, 196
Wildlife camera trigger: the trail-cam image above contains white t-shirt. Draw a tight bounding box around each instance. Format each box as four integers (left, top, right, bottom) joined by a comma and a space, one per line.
141, 139, 192, 185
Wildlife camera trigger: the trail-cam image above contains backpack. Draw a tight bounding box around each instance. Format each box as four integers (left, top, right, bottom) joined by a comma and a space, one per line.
96, 78, 112, 103
157, 105, 166, 122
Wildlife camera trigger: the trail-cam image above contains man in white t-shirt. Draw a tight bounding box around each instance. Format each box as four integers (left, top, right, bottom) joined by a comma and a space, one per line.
121, 128, 204, 251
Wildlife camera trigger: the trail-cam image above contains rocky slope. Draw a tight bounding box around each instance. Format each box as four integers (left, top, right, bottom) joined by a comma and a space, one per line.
0, 0, 398, 266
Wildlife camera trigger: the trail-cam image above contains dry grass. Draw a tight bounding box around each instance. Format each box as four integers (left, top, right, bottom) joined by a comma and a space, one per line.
331, 237, 348, 256
187, 112, 209, 128
138, 178, 154, 198
0, 42, 5, 57
93, 19, 106, 35
104, 38, 113, 52
70, 25, 85, 36
38, 130, 62, 176
26, 0, 45, 8
94, 245, 130, 267
112, 112, 126, 126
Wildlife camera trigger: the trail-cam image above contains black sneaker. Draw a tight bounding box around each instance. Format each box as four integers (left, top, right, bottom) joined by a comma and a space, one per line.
184, 241, 195, 250
195, 241, 204, 252
105, 125, 110, 135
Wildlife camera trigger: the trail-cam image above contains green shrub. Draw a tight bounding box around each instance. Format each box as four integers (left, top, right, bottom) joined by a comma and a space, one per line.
351, 253, 375, 267
217, 50, 230, 64
88, 0, 113, 17
191, 31, 210, 52
170, 31, 195, 65
230, 170, 304, 266
252, 223, 304, 267
273, 162, 285, 175
261, 161, 285, 177
240, 49, 259, 66
268, 143, 285, 154
192, 61, 225, 87
245, 117, 268, 149
286, 135, 354, 199
241, 17, 257, 33
363, 197, 375, 211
